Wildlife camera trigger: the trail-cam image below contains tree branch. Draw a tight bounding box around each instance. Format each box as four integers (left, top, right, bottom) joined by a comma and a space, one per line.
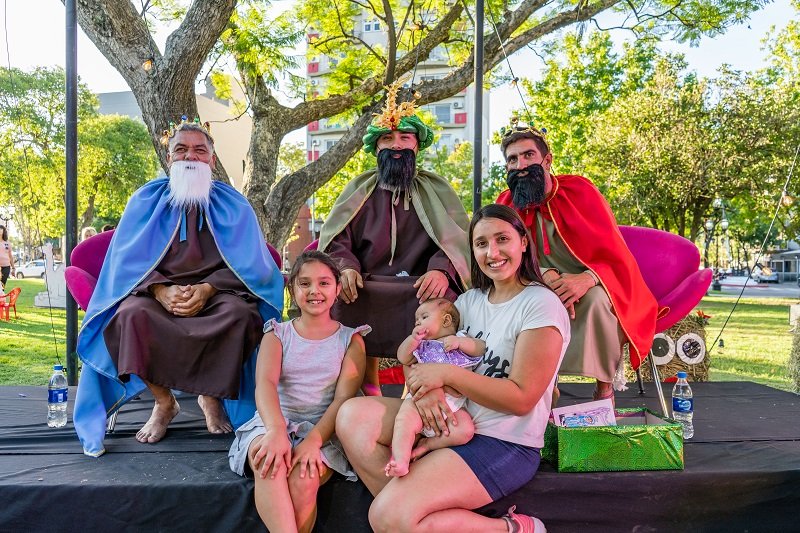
287, 1, 464, 128
163, 0, 237, 79
382, 0, 398, 84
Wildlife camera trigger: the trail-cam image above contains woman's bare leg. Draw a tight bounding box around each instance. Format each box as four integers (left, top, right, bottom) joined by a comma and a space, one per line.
370, 448, 507, 533
336, 396, 403, 495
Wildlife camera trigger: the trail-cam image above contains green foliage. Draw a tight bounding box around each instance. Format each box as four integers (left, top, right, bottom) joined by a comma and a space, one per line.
0, 67, 98, 239
313, 150, 374, 219
517, 33, 658, 173
218, 4, 304, 88
0, 67, 156, 245
277, 142, 307, 178
77, 115, 159, 225
507, 24, 800, 253
429, 142, 474, 213
427, 142, 506, 215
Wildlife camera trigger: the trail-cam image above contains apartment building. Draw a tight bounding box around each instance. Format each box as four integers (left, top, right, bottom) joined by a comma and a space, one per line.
305, 14, 491, 165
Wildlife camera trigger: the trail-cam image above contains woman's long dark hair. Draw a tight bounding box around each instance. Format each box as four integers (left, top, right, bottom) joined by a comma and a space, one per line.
0, 225, 7, 242
468, 204, 548, 292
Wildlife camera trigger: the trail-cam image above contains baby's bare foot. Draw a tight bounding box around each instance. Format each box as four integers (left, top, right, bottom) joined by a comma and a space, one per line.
384, 457, 410, 478
198, 395, 233, 434
136, 396, 180, 443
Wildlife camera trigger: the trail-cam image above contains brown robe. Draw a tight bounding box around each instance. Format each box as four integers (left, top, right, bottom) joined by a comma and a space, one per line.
325, 188, 459, 357
104, 208, 264, 398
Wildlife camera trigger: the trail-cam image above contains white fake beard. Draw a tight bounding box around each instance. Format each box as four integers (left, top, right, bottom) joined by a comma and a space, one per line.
168, 160, 213, 210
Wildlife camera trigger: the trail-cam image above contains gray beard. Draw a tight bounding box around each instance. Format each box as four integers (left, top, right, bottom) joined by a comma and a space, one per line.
168, 160, 213, 210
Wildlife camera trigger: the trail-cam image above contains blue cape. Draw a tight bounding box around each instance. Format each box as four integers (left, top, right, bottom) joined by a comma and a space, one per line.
73, 178, 284, 457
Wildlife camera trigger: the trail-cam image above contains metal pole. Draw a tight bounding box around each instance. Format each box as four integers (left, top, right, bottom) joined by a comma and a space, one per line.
471, 0, 484, 215
65, 0, 79, 385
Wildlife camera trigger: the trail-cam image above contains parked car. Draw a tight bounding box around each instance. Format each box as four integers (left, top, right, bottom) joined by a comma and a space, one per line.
752, 266, 779, 283
15, 259, 62, 279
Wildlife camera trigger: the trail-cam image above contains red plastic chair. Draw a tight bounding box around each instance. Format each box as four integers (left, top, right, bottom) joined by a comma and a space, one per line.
0, 287, 21, 321
618, 225, 713, 412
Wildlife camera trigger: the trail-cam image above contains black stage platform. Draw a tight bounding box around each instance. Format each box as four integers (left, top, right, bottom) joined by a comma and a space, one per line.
1, 382, 798, 532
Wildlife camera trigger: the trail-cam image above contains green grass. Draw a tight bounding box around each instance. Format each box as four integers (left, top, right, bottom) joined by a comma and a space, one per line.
0, 278, 81, 385
697, 294, 795, 392
0, 280, 796, 392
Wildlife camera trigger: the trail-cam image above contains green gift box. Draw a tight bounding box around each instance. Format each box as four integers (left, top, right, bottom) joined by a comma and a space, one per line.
542, 408, 684, 472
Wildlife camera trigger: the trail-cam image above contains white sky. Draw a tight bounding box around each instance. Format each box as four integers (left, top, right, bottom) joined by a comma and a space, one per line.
1, 0, 794, 164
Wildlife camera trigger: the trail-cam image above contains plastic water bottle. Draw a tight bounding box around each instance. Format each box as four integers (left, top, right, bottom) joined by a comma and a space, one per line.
671, 371, 693, 439
47, 364, 68, 428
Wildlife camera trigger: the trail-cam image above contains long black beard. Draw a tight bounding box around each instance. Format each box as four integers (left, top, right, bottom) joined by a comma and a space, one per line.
377, 148, 417, 192
507, 163, 547, 209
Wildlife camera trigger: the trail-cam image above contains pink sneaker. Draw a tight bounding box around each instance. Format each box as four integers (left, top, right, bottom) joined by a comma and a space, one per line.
502, 505, 546, 533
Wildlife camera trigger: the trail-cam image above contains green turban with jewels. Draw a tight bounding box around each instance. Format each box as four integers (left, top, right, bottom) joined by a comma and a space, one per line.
363, 115, 434, 156
362, 78, 435, 156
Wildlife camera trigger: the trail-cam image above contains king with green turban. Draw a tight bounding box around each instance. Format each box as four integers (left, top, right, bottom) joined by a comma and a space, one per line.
318, 79, 471, 396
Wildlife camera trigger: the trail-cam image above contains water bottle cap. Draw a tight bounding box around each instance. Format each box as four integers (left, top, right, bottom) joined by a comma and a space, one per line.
53, 364, 63, 371
676, 371, 687, 378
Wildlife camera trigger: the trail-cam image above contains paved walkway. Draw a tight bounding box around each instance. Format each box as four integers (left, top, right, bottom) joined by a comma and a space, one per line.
710, 276, 800, 298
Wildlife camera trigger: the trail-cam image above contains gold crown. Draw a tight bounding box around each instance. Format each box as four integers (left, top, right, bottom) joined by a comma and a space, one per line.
160, 116, 213, 147
500, 114, 547, 139
373, 76, 421, 130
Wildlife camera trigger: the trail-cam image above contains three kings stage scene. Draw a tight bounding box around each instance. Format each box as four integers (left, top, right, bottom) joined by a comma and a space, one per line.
2, 10, 800, 531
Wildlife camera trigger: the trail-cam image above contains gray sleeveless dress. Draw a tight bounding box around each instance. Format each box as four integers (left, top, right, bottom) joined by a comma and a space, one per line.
229, 318, 370, 479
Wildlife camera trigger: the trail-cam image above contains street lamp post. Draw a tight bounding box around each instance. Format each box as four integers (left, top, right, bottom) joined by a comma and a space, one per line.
0, 206, 13, 226
706, 199, 729, 292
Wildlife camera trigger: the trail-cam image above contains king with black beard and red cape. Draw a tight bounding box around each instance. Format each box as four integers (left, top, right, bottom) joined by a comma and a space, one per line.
496, 121, 659, 404
318, 82, 471, 395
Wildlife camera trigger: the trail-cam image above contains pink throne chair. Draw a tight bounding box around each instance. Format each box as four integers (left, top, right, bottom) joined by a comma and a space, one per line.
618, 225, 713, 412
66, 230, 282, 311
65, 230, 283, 431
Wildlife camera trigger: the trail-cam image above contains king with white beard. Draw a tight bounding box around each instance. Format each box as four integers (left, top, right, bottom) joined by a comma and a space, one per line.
73, 121, 284, 456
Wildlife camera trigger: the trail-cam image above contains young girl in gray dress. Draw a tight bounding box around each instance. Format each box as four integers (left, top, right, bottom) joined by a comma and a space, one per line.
229, 250, 368, 533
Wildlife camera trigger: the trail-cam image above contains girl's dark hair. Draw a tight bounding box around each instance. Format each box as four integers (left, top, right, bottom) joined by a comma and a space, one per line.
0, 225, 6, 242
468, 204, 548, 292
286, 250, 342, 305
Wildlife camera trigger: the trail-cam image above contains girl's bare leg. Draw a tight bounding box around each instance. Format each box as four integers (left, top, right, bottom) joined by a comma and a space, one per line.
288, 464, 333, 533
248, 436, 298, 533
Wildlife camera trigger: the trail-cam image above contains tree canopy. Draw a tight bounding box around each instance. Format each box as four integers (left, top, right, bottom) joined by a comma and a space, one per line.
510, 20, 799, 264
69, 0, 767, 247
0, 66, 157, 249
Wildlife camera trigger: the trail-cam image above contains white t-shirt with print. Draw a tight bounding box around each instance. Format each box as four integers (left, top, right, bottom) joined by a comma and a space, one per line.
455, 284, 570, 448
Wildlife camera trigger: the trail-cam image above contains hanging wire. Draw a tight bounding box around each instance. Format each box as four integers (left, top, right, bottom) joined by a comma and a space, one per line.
408, 0, 433, 90
706, 143, 800, 356
486, 2, 533, 122
3, 0, 62, 366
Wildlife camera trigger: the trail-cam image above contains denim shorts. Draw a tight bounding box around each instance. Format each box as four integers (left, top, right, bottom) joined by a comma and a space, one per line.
450, 433, 541, 501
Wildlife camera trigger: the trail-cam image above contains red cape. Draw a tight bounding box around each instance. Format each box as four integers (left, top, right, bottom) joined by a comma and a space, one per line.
497, 175, 658, 369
